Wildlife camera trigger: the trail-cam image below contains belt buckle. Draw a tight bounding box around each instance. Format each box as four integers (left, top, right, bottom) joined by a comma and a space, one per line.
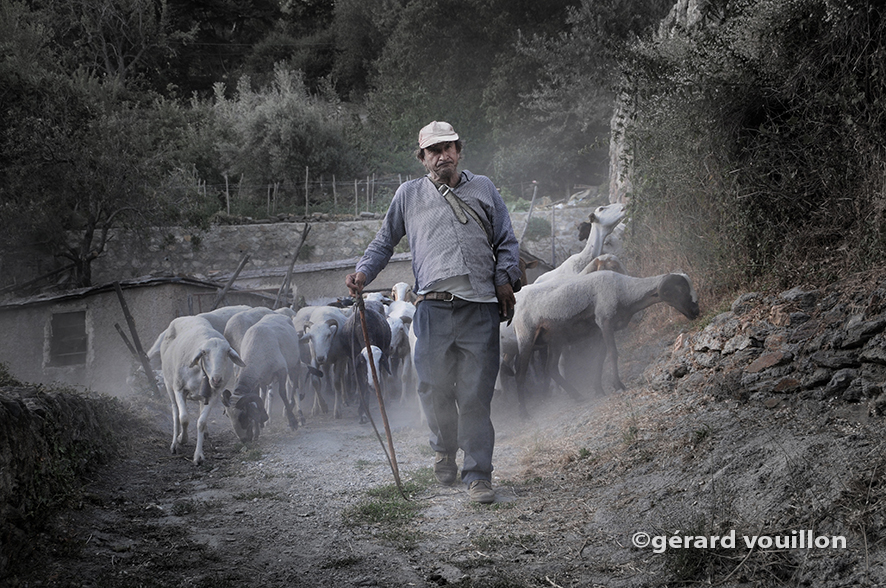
441, 292, 454, 302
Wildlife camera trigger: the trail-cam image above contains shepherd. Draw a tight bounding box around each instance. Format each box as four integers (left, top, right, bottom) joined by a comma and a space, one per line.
346, 121, 522, 504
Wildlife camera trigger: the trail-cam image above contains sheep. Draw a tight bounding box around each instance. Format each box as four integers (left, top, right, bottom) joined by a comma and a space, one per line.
511, 270, 700, 418
229, 313, 303, 432
146, 304, 252, 368
344, 300, 391, 424
159, 316, 246, 465
499, 253, 628, 405
385, 314, 412, 401
223, 307, 275, 354
356, 345, 390, 407
386, 299, 416, 323
579, 253, 627, 275
274, 306, 298, 319
300, 305, 350, 418
532, 202, 625, 285
363, 291, 392, 304
196, 305, 253, 334
391, 282, 416, 303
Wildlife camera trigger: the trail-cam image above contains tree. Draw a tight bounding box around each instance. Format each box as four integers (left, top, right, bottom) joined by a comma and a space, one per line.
1, 2, 188, 287
507, 0, 674, 190
27, 0, 188, 92
331, 0, 388, 100
211, 65, 363, 203
362, 0, 583, 186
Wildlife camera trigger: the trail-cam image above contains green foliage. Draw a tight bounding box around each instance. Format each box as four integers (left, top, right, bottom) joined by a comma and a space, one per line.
211, 66, 364, 207
621, 0, 886, 294
506, 0, 674, 190
341, 468, 434, 529
522, 216, 552, 241
0, 387, 132, 573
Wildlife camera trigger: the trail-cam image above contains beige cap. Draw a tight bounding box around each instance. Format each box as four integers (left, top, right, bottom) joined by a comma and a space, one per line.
418, 121, 459, 149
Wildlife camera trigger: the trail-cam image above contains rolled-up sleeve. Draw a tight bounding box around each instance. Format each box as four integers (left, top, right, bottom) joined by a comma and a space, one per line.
489, 194, 522, 287
355, 193, 406, 286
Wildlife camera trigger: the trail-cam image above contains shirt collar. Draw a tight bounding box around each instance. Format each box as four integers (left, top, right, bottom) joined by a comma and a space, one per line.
426, 170, 473, 190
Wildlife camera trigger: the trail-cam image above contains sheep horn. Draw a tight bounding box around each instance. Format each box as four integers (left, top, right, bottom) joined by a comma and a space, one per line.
355, 295, 406, 500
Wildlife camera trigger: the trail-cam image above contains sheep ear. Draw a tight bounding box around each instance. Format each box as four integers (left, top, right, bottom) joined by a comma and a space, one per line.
229, 348, 246, 367
380, 356, 391, 375
222, 389, 233, 407
189, 349, 206, 367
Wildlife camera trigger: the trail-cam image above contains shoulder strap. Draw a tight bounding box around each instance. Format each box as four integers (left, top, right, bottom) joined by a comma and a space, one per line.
437, 183, 494, 248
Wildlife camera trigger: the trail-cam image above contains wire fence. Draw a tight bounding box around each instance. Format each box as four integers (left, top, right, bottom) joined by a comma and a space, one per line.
166, 170, 572, 220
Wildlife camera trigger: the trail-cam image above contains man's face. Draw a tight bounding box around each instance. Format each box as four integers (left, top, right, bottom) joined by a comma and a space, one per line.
421, 141, 460, 185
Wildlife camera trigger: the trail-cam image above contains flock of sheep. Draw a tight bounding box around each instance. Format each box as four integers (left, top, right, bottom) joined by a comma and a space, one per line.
147, 201, 701, 464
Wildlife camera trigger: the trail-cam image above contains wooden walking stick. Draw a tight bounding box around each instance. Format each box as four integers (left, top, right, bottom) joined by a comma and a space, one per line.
355, 295, 407, 499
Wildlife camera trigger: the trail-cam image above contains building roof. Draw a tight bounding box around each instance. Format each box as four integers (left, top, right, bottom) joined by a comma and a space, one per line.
0, 275, 227, 311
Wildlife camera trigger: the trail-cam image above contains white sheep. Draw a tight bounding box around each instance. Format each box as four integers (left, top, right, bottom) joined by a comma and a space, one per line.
532, 202, 626, 284
146, 304, 252, 368
385, 314, 411, 401
511, 270, 700, 418
579, 253, 627, 275
391, 282, 416, 303
300, 306, 350, 418
159, 316, 246, 465
229, 313, 303, 432
196, 305, 253, 334
386, 299, 416, 324
223, 307, 274, 354
500, 253, 628, 404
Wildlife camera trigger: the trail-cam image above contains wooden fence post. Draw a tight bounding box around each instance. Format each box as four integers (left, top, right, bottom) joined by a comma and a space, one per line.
305, 166, 310, 217
519, 182, 539, 244
274, 223, 312, 309
113, 282, 163, 399
211, 254, 250, 310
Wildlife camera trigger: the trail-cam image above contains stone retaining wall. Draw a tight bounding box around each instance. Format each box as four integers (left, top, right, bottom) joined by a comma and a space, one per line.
90, 207, 598, 286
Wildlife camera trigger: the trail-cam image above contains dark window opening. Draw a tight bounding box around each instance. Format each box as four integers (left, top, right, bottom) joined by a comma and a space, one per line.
50, 311, 87, 366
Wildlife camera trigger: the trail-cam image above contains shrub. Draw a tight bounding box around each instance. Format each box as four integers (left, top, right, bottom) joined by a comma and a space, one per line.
620, 0, 886, 295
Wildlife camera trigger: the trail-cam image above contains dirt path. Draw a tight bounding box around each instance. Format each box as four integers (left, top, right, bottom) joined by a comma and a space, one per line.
18, 384, 617, 587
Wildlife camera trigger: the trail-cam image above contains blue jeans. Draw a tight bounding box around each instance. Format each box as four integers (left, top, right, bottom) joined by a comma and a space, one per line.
413, 299, 500, 484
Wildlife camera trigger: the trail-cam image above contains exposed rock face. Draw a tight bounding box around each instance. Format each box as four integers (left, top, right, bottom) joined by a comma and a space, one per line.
647, 276, 886, 416
608, 0, 706, 205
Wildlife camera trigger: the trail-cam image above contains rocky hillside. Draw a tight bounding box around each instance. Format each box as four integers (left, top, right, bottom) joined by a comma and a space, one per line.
660, 272, 886, 413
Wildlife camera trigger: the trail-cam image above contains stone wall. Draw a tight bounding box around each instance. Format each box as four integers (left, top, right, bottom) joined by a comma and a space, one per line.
89, 207, 599, 287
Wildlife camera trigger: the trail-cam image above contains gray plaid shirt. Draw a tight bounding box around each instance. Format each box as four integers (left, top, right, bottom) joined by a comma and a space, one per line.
356, 171, 521, 299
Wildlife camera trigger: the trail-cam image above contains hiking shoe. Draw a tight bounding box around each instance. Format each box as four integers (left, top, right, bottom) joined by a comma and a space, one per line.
434, 452, 458, 485
468, 479, 495, 504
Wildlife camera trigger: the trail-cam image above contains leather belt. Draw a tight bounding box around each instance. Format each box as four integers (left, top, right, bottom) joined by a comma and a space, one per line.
415, 291, 455, 304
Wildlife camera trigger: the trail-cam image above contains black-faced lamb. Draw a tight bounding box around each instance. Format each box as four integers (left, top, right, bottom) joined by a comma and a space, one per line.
344, 300, 392, 424
229, 313, 303, 433
511, 270, 700, 417
159, 316, 246, 465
